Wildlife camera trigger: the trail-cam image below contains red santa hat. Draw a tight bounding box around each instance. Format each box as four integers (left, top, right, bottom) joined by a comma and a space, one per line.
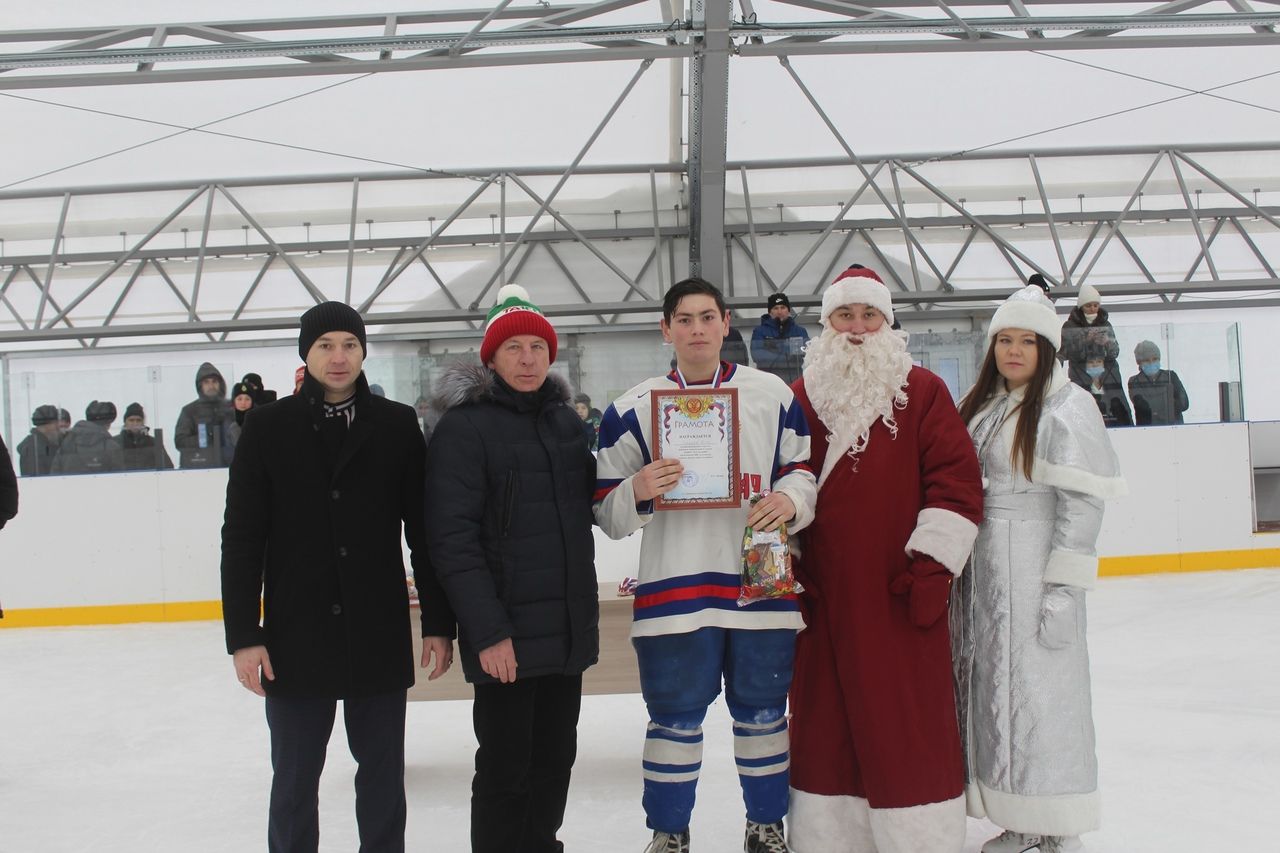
479, 284, 559, 365
820, 265, 894, 326
988, 285, 1062, 349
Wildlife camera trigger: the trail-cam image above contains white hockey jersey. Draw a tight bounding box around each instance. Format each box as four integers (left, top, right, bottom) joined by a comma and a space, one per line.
594, 361, 817, 638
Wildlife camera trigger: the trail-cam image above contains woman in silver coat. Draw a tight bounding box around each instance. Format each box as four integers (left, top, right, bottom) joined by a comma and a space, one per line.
954, 286, 1126, 853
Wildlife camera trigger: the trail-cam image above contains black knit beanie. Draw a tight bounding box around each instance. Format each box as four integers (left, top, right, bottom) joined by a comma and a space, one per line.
124, 402, 145, 421
298, 301, 367, 360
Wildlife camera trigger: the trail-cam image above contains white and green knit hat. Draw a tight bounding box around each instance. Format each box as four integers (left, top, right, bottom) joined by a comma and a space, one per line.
479, 284, 558, 364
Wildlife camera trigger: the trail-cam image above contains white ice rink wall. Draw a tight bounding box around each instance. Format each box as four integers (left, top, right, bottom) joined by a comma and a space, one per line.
1, 422, 1277, 627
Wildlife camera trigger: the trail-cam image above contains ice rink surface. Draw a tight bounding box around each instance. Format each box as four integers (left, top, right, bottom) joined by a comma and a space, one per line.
2, 568, 1278, 852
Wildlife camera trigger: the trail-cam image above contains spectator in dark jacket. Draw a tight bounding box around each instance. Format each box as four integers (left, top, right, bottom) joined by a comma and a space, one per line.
723, 324, 750, 366
221, 301, 455, 853
174, 363, 234, 468
17, 405, 62, 476
1081, 348, 1133, 428
118, 403, 175, 471
53, 401, 125, 475
573, 393, 602, 451
424, 284, 598, 853
0, 433, 16, 529
241, 372, 278, 405
227, 381, 256, 454
751, 291, 811, 384
1128, 339, 1190, 425
57, 408, 71, 436
1059, 284, 1121, 391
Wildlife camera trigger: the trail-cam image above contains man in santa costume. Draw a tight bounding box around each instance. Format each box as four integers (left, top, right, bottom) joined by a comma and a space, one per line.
787, 265, 984, 853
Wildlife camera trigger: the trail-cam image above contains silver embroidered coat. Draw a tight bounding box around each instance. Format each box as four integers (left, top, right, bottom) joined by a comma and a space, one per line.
952, 364, 1125, 837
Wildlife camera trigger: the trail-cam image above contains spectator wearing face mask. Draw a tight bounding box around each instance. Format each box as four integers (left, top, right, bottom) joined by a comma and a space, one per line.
1059, 284, 1121, 393
1082, 347, 1133, 428
1128, 340, 1189, 426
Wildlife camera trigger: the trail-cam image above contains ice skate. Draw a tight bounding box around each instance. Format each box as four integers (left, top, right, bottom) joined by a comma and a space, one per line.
982, 830, 1045, 853
744, 819, 789, 853
644, 828, 690, 853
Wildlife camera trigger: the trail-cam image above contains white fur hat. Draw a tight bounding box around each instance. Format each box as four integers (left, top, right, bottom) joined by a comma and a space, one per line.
1076, 283, 1101, 308
989, 285, 1062, 350
820, 265, 894, 326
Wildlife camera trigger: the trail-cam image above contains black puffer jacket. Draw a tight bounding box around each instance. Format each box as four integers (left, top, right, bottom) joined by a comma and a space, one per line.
52, 421, 125, 475
424, 363, 599, 685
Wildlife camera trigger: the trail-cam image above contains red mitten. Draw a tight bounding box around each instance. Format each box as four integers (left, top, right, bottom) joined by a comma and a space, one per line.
888, 556, 953, 629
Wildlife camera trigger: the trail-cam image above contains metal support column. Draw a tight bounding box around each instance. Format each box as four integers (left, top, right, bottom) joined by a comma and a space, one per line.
687, 0, 731, 285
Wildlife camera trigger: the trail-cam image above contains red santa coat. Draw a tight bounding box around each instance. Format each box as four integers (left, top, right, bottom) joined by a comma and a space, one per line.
790, 366, 983, 810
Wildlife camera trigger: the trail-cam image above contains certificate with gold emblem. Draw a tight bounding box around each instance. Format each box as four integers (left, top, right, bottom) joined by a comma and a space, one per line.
649, 387, 741, 510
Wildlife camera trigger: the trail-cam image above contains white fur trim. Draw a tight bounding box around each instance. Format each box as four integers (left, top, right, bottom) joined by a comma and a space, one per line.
965, 782, 986, 819
788, 790, 874, 853
1076, 283, 1100, 307
904, 507, 979, 575
1031, 458, 1128, 500
821, 278, 894, 326
988, 289, 1062, 350
1044, 548, 1098, 589
867, 795, 966, 853
973, 780, 1100, 837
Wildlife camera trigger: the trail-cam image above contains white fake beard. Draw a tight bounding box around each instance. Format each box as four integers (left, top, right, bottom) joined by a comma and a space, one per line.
802, 326, 913, 467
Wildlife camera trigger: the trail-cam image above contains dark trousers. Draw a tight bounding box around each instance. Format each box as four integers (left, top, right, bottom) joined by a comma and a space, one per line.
471, 673, 583, 853
265, 690, 407, 853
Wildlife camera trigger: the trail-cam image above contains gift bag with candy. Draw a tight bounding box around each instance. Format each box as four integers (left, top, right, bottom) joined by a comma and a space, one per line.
738, 493, 803, 606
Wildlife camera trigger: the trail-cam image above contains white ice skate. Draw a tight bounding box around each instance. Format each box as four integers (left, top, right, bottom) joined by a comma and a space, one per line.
982, 830, 1045, 853
982, 831, 1085, 853
645, 829, 691, 853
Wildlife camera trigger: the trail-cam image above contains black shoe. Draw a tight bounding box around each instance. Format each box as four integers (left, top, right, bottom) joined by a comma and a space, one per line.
745, 820, 789, 853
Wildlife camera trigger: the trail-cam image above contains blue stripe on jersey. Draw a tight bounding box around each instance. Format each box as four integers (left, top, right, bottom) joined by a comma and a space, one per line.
783, 395, 811, 437
597, 404, 652, 464
635, 571, 740, 596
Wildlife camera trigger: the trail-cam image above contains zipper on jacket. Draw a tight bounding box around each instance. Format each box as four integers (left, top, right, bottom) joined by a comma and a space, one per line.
501, 470, 517, 536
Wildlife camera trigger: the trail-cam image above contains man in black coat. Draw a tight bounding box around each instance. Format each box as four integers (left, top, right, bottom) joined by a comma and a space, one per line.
221, 301, 455, 853
424, 284, 599, 853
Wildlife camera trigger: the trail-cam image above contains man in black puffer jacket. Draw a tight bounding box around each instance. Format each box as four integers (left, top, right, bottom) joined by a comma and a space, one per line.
424, 284, 598, 853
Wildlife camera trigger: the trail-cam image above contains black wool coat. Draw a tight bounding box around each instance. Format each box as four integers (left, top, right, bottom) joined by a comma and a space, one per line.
221, 372, 456, 699
424, 364, 599, 685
